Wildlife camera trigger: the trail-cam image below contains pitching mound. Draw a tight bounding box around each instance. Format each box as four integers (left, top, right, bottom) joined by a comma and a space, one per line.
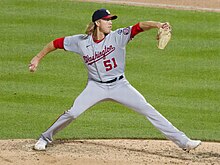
0, 139, 219, 165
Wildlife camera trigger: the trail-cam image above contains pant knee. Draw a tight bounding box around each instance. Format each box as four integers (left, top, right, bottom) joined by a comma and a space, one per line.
133, 102, 156, 116
66, 108, 83, 119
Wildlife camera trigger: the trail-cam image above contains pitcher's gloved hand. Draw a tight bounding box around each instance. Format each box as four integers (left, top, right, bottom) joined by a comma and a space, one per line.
157, 22, 172, 49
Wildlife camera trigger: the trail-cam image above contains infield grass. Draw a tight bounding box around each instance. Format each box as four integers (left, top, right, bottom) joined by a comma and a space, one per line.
0, 0, 219, 141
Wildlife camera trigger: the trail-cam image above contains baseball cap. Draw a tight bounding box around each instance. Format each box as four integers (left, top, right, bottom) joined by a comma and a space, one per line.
92, 8, 117, 22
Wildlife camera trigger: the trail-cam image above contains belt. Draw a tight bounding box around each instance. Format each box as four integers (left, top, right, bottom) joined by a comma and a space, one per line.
98, 75, 124, 83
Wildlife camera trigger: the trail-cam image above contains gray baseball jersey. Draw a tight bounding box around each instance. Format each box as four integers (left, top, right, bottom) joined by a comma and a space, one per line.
64, 27, 131, 82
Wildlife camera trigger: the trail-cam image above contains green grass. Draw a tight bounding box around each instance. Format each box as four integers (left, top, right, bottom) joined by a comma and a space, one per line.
0, 0, 219, 142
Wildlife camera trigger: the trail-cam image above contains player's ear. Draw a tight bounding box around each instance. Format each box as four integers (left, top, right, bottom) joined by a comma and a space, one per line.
95, 20, 100, 27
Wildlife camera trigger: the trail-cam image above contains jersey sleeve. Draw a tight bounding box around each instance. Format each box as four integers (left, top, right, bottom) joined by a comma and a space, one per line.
63, 34, 83, 55
114, 23, 143, 47
130, 23, 144, 38
53, 37, 64, 49
114, 26, 132, 47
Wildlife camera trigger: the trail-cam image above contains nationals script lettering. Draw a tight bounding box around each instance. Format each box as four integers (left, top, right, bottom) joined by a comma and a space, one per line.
83, 45, 115, 65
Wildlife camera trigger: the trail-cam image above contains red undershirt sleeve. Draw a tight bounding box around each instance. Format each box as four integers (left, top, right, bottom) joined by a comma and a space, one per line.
130, 23, 144, 39
53, 37, 65, 49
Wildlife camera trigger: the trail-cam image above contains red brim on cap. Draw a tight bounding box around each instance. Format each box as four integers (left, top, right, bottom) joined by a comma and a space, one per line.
102, 15, 117, 20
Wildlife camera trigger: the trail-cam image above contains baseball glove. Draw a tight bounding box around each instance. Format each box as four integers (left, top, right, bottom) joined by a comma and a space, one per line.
157, 22, 172, 49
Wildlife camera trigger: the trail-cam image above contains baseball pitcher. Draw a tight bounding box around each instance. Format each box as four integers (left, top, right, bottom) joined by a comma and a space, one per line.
29, 8, 201, 151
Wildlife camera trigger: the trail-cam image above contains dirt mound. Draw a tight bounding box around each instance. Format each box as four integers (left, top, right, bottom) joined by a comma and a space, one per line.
0, 139, 219, 165
1, 1, 219, 165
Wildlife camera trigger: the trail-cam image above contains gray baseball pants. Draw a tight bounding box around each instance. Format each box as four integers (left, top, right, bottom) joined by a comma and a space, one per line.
41, 78, 189, 148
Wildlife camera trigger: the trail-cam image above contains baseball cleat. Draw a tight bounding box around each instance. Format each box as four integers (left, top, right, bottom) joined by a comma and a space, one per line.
183, 139, 201, 152
34, 138, 47, 151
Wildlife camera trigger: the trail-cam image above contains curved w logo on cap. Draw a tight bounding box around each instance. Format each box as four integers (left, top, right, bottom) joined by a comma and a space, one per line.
106, 10, 111, 14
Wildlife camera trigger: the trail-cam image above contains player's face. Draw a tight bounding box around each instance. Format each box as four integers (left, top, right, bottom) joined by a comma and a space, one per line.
98, 19, 112, 34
